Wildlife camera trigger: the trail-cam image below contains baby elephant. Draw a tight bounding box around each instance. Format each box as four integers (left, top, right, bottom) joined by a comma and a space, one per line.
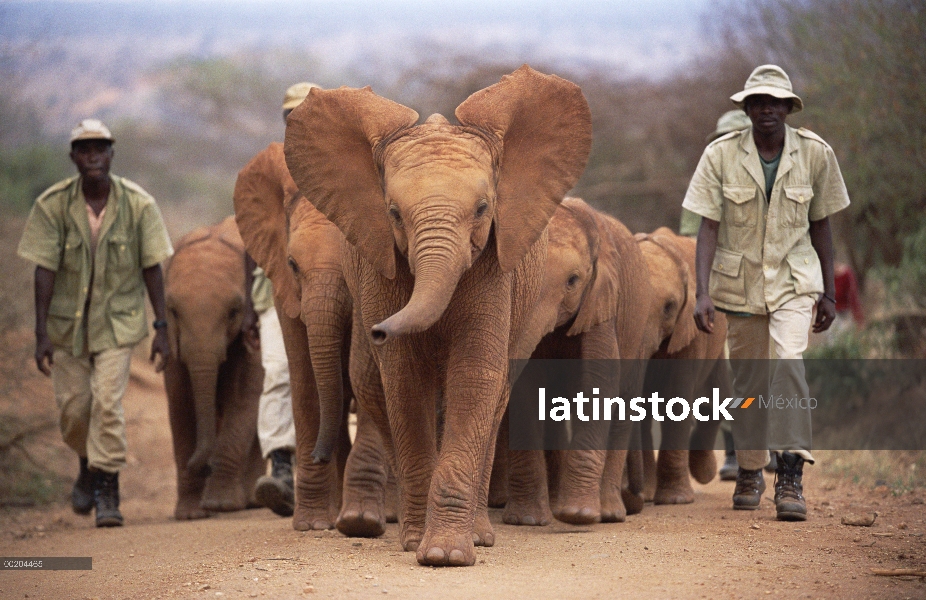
163, 216, 264, 519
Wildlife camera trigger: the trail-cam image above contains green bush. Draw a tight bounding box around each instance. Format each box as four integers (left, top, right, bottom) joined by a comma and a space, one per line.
0, 144, 71, 213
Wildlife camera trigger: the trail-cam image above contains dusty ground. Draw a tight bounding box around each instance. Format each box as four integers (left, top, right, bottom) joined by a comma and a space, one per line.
2, 339, 926, 600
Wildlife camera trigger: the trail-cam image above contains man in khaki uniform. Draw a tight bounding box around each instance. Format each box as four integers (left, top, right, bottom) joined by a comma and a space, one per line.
684, 65, 850, 520
18, 119, 173, 527
239, 82, 320, 517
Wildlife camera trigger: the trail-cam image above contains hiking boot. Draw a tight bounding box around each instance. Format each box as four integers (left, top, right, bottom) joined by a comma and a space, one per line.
94, 470, 124, 527
72, 457, 94, 515
732, 468, 766, 510
719, 452, 739, 481
774, 452, 807, 521
765, 451, 778, 473
254, 449, 294, 517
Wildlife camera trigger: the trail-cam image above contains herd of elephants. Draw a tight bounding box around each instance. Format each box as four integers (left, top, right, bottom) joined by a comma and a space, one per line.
162, 66, 734, 567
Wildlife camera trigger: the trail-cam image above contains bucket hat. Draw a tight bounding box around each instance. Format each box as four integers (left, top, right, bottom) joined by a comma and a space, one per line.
283, 82, 321, 110
707, 109, 752, 142
730, 65, 803, 113
70, 118, 114, 144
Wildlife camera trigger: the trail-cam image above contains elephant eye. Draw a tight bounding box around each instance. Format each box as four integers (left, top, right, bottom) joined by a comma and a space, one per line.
664, 300, 677, 316
288, 256, 300, 275
567, 274, 580, 288
475, 201, 489, 218
388, 206, 403, 226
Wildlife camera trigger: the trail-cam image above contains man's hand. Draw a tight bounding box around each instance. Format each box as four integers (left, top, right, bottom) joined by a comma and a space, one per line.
241, 307, 260, 353
150, 328, 170, 372
35, 334, 54, 376
694, 295, 716, 334
813, 295, 836, 333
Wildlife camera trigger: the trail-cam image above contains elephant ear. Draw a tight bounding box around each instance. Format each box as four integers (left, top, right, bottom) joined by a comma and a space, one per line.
233, 143, 301, 319
568, 200, 622, 336
652, 228, 698, 355
285, 86, 419, 280
455, 65, 592, 273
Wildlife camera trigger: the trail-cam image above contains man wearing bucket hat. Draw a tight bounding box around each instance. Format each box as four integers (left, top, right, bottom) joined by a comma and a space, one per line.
18, 118, 173, 527
236, 82, 320, 518
683, 65, 850, 520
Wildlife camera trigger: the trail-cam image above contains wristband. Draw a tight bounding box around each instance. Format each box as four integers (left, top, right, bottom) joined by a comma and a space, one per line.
153, 319, 168, 330
821, 294, 836, 304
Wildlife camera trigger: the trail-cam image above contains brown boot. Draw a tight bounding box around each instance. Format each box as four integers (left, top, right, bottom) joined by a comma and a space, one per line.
732, 468, 765, 510
774, 452, 807, 521
72, 457, 94, 515
254, 449, 294, 517
94, 470, 124, 527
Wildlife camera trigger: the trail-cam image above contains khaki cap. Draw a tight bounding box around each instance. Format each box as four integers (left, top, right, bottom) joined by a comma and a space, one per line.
730, 65, 803, 113
283, 82, 321, 110
707, 109, 752, 142
70, 118, 114, 144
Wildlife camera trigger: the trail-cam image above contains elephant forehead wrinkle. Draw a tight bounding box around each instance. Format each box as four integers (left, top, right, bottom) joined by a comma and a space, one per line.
386, 130, 493, 170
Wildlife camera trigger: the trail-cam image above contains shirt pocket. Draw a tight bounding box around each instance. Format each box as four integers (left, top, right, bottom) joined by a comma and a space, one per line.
785, 246, 824, 295
61, 232, 84, 273
722, 184, 758, 227
105, 232, 138, 274
782, 185, 814, 228
709, 247, 746, 306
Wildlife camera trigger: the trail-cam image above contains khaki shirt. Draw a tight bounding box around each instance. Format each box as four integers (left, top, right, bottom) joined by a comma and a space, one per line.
251, 266, 275, 314
682, 125, 850, 315
18, 175, 173, 356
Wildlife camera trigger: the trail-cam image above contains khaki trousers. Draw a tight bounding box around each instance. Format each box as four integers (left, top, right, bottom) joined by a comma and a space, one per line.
257, 307, 296, 458
726, 295, 816, 470
52, 346, 134, 473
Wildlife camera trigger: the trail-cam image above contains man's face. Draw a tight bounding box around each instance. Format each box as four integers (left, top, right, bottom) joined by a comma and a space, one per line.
744, 94, 791, 136
70, 140, 114, 181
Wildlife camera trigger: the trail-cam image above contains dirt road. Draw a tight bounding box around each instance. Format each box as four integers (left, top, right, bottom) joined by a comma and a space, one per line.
2, 348, 925, 600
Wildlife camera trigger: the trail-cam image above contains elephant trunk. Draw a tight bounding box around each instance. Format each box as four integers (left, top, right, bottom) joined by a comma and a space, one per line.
186, 359, 222, 475
304, 271, 351, 464
371, 229, 469, 345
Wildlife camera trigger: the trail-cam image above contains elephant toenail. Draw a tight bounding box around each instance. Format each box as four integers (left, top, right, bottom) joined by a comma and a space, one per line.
426, 547, 446, 563
448, 549, 467, 565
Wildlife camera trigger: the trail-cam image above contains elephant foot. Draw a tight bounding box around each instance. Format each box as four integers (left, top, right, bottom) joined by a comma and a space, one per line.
487, 487, 509, 509
502, 497, 552, 526
600, 492, 627, 523
621, 487, 645, 516
473, 511, 495, 547
554, 493, 601, 525
292, 506, 335, 531
554, 505, 601, 525
337, 500, 386, 538
401, 524, 424, 552
689, 449, 718, 485
653, 480, 695, 505
174, 501, 210, 520
416, 530, 476, 567
201, 478, 247, 512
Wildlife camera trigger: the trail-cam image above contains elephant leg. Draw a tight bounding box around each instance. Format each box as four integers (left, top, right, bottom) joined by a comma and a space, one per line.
242, 434, 265, 508
377, 348, 437, 554
503, 449, 552, 526
337, 403, 388, 537
384, 461, 400, 523
165, 360, 209, 520
688, 358, 729, 484
473, 385, 509, 547
653, 411, 695, 505
600, 449, 630, 522
554, 449, 607, 525
487, 410, 509, 509
201, 347, 259, 512
417, 324, 509, 567
622, 446, 645, 516
278, 310, 337, 531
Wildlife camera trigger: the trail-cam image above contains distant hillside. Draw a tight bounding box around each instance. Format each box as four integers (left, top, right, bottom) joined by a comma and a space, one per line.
2, 0, 708, 135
